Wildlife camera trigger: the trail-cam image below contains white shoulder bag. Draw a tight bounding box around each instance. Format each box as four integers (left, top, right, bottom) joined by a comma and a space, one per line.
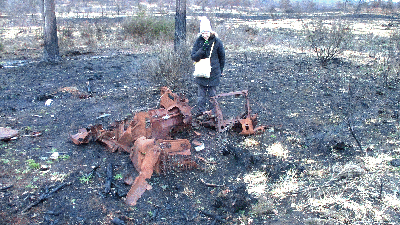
193, 41, 215, 79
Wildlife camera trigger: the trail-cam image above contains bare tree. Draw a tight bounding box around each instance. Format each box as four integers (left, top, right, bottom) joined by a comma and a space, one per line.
385, 0, 394, 13
280, 0, 293, 13
174, 0, 186, 52
301, 0, 316, 12
371, 0, 382, 8
355, 0, 366, 13
43, 0, 60, 62
194, 0, 208, 11
343, 0, 351, 12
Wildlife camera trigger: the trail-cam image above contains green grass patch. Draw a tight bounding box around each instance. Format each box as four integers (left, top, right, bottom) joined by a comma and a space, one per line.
26, 159, 40, 170
59, 154, 70, 161
1, 158, 10, 164
79, 174, 93, 184
113, 173, 123, 180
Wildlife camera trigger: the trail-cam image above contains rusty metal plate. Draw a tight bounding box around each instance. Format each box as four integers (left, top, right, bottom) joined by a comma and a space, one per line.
126, 137, 160, 206
127, 137, 195, 206
0, 127, 19, 141
71, 87, 193, 152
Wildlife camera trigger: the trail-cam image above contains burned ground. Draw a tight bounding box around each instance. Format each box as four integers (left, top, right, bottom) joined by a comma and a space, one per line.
1, 15, 400, 225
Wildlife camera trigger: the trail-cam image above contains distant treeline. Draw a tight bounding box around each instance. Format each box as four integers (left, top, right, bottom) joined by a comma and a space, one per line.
0, 0, 399, 16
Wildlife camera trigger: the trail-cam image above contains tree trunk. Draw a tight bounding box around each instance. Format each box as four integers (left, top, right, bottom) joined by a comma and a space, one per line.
174, 0, 186, 52
40, 0, 45, 22
43, 0, 60, 62
355, 0, 364, 13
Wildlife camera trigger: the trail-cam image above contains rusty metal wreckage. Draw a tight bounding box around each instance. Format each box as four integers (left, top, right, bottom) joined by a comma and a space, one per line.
70, 87, 266, 206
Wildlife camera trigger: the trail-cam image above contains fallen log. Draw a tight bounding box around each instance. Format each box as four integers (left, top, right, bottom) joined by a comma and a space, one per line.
22, 182, 71, 213
104, 162, 113, 194
87, 164, 101, 179
0, 185, 13, 191
94, 171, 127, 198
200, 210, 227, 223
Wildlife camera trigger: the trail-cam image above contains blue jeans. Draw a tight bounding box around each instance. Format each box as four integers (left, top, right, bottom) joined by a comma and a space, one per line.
197, 85, 217, 113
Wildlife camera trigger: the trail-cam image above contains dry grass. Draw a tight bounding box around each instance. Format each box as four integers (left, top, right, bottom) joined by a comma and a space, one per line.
243, 149, 400, 223
251, 152, 400, 223
244, 171, 268, 197
270, 168, 302, 199
265, 142, 289, 158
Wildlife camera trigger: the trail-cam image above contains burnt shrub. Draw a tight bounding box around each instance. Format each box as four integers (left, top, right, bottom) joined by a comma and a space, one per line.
390, 28, 400, 51
59, 26, 75, 50
79, 22, 97, 48
122, 13, 174, 44
379, 28, 400, 86
304, 20, 353, 66
0, 29, 3, 52
141, 43, 193, 92
61, 26, 74, 38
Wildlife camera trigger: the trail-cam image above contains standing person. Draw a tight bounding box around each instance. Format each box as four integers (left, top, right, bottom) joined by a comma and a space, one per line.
191, 17, 225, 117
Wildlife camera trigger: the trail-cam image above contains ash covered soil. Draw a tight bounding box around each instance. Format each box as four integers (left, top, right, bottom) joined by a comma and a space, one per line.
1, 48, 400, 224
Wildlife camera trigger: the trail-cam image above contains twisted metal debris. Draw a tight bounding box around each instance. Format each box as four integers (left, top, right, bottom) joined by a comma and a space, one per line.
200, 90, 266, 135
70, 87, 265, 206
71, 87, 195, 206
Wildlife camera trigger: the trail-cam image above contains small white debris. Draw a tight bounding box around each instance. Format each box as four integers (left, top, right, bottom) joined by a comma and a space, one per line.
50, 152, 59, 160
162, 115, 170, 120
243, 138, 259, 147
45, 99, 53, 106
40, 164, 50, 171
194, 143, 205, 152
96, 114, 111, 119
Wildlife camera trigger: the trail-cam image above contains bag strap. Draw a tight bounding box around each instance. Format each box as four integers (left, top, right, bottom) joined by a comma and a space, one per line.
208, 41, 215, 58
